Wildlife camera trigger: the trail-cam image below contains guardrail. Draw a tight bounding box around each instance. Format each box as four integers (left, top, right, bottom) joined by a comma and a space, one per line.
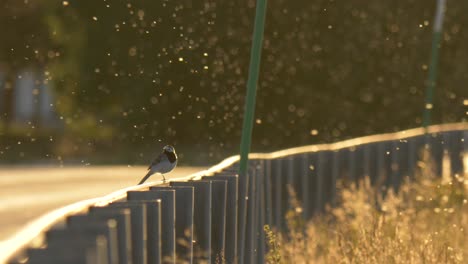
3, 123, 467, 264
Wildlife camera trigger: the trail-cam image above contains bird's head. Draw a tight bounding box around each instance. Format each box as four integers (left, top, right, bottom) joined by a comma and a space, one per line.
163, 145, 175, 153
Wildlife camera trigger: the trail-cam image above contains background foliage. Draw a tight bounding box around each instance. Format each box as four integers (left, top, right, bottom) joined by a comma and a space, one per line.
0, 0, 466, 164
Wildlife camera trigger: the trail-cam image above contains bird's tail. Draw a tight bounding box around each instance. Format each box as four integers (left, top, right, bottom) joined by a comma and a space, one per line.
138, 171, 153, 185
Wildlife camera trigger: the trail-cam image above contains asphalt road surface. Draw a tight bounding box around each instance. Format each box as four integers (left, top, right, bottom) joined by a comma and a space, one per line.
0, 166, 204, 243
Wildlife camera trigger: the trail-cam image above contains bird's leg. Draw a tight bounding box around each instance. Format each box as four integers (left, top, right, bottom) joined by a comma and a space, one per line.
162, 174, 166, 183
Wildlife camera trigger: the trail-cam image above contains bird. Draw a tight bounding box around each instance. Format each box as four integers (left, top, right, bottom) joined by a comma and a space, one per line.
138, 145, 178, 185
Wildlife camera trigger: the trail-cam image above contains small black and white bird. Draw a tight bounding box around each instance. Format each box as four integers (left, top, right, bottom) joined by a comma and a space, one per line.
138, 145, 178, 185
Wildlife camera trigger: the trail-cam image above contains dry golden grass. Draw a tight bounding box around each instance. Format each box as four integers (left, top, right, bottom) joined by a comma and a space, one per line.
267, 154, 468, 264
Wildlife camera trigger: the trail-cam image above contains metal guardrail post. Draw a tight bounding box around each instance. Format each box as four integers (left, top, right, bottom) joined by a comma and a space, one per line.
443, 130, 464, 176
315, 152, 325, 213
398, 139, 410, 180
65, 216, 120, 264
285, 156, 299, 222
279, 159, 289, 227
424, 133, 434, 174
263, 160, 273, 228
236, 167, 251, 263
45, 230, 110, 264
108, 202, 147, 264
407, 137, 417, 179
464, 131, 468, 173
348, 147, 357, 183
145, 200, 162, 264
376, 142, 386, 191
86, 239, 109, 264
463, 131, 468, 172
126, 195, 162, 264
147, 188, 179, 264
128, 190, 176, 264
87, 207, 133, 264
401, 139, 410, 178
210, 174, 239, 264
431, 133, 444, 177
306, 153, 317, 215
27, 235, 108, 264
286, 156, 295, 196
355, 146, 365, 183
449, 131, 458, 169
256, 164, 266, 264
331, 151, 339, 207
400, 139, 407, 182
300, 153, 310, 219
208, 180, 227, 263
363, 144, 371, 180
244, 167, 257, 264
416, 135, 427, 175
391, 141, 401, 191
407, 137, 424, 179
271, 158, 283, 230
171, 181, 212, 263
323, 151, 335, 205
368, 144, 379, 185
464, 131, 468, 150
382, 141, 393, 192
151, 186, 194, 264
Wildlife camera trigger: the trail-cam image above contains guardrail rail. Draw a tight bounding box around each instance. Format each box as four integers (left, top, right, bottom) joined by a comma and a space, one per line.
2, 123, 467, 264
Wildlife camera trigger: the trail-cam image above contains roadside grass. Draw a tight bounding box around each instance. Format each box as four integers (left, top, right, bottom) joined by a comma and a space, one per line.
266, 153, 468, 264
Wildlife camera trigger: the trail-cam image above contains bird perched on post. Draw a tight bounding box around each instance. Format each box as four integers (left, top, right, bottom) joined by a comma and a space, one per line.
138, 145, 178, 185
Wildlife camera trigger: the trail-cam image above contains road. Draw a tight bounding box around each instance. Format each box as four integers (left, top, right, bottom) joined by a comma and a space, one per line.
0, 166, 204, 243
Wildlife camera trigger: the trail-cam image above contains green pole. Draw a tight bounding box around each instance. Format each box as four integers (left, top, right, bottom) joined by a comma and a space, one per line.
238, 0, 268, 177
423, 0, 446, 130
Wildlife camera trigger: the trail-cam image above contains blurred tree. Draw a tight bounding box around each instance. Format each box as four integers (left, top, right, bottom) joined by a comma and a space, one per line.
0, 0, 466, 163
